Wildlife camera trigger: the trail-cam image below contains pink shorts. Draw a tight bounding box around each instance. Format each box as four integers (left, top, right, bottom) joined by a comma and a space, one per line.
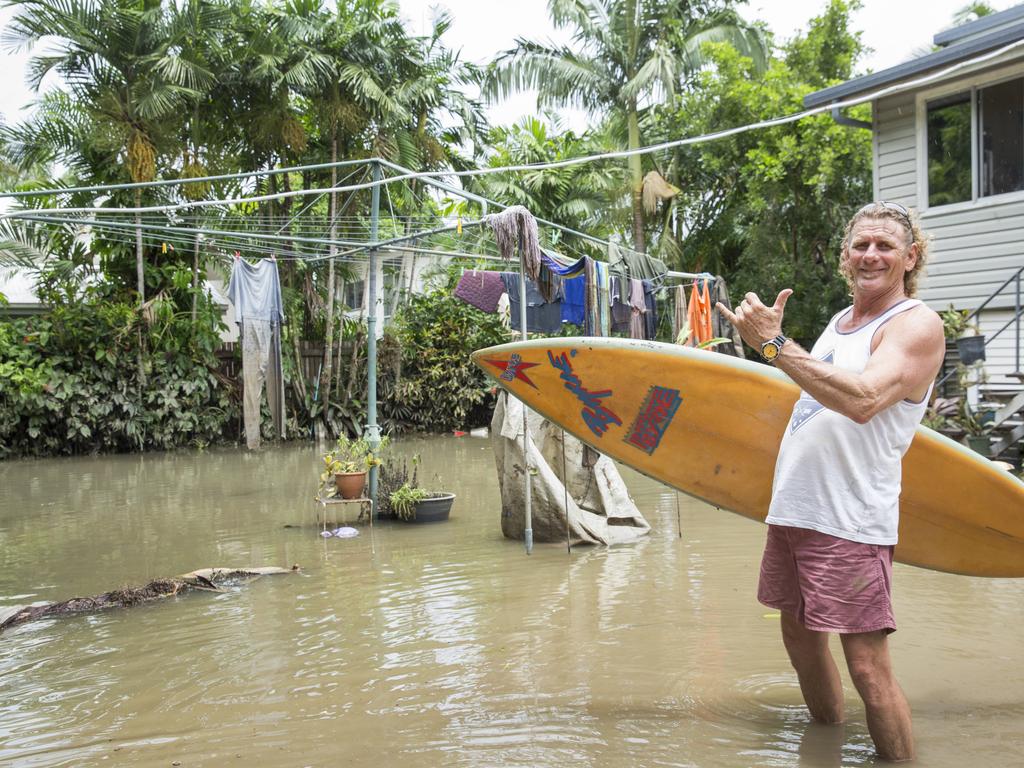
757, 524, 896, 634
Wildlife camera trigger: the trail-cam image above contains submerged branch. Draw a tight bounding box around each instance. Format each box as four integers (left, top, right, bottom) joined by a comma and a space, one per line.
0, 565, 300, 633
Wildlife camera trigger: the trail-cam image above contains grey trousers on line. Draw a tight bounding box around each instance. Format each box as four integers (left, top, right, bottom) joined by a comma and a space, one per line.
241, 320, 286, 450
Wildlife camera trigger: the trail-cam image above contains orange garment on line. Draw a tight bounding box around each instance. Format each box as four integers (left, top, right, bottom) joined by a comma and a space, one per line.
686, 280, 713, 346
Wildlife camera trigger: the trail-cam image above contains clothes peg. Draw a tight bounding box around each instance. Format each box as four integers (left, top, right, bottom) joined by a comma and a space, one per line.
161, 242, 167, 254
457, 217, 463, 235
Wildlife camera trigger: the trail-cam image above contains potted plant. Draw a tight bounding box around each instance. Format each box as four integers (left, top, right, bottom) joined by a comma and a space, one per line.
385, 455, 455, 523
928, 360, 993, 455
942, 306, 986, 365
320, 435, 387, 500
389, 484, 455, 523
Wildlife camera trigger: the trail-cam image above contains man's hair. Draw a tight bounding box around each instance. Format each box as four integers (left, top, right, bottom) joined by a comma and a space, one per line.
840, 203, 931, 297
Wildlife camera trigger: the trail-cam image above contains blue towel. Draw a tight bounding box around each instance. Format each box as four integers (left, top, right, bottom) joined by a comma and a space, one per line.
561, 274, 585, 326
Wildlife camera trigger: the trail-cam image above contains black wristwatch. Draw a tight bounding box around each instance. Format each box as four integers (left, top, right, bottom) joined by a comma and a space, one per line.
759, 334, 788, 363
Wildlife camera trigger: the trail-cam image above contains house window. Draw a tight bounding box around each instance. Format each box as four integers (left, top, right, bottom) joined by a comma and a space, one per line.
927, 93, 972, 206
926, 77, 1024, 206
979, 78, 1024, 197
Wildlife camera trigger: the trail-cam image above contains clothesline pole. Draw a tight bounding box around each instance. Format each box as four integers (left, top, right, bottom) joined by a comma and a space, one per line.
366, 160, 383, 511
518, 233, 534, 556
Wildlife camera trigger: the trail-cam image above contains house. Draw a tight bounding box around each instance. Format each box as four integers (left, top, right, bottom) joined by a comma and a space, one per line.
806, 5, 1024, 387
805, 5, 1024, 455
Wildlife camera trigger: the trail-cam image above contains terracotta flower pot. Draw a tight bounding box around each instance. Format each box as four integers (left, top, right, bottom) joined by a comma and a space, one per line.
335, 471, 367, 499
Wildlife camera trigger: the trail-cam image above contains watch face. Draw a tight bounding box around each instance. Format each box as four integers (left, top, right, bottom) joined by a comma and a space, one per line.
762, 343, 779, 361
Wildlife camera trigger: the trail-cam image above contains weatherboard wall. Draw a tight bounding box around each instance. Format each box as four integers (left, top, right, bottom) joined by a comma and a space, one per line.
872, 88, 1023, 383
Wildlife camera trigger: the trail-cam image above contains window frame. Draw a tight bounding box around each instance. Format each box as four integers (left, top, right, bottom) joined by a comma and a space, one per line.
915, 61, 1024, 213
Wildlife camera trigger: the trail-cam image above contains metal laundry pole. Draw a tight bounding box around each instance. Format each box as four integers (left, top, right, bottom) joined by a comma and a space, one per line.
366, 160, 382, 509
518, 236, 533, 555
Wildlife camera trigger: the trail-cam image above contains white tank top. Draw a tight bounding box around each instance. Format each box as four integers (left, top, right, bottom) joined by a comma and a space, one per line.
766, 299, 930, 545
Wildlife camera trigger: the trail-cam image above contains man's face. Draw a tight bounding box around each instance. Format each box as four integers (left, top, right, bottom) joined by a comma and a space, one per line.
842, 217, 918, 298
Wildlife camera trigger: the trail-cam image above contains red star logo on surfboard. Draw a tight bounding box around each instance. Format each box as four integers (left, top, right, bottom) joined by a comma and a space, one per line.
484, 355, 539, 388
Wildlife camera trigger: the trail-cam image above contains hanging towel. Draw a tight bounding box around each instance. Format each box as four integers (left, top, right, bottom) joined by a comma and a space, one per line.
627, 278, 647, 339
710, 274, 745, 358
500, 272, 562, 334
608, 242, 669, 299
561, 274, 585, 327
454, 269, 505, 313
596, 260, 611, 337
686, 279, 713, 347
610, 279, 630, 332
486, 206, 561, 301
642, 279, 658, 340
672, 284, 688, 343
583, 257, 599, 336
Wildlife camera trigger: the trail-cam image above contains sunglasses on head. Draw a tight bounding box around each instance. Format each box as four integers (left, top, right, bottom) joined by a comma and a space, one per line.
857, 201, 912, 231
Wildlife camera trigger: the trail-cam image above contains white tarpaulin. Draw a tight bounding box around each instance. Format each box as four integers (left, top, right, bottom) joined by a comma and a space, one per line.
491, 392, 651, 545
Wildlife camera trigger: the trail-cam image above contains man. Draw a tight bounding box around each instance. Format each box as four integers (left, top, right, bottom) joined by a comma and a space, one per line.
717, 202, 946, 762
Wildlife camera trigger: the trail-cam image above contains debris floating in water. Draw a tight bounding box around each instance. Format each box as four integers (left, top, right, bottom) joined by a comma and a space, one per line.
320, 527, 359, 538
0, 565, 300, 633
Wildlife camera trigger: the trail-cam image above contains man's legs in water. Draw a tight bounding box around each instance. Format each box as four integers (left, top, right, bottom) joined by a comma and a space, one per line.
841, 630, 915, 762
780, 611, 845, 724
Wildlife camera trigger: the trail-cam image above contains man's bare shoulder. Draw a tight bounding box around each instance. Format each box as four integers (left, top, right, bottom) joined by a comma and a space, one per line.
880, 303, 942, 354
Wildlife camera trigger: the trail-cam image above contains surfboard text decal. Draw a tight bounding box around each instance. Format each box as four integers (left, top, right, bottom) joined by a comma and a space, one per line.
625, 385, 682, 455
484, 354, 539, 388
547, 350, 622, 437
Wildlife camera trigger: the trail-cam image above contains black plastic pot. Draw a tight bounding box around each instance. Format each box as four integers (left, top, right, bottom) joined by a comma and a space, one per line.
956, 335, 986, 365
410, 492, 455, 523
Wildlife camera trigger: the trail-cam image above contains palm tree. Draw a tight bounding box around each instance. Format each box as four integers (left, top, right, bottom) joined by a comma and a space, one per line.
3, 0, 211, 304
4, 0, 217, 384
483, 0, 766, 253
474, 115, 619, 250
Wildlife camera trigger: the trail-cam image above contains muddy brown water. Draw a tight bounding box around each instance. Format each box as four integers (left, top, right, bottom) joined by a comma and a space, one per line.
0, 436, 1021, 767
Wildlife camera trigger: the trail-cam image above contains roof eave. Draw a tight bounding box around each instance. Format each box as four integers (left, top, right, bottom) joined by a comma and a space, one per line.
803, 21, 1024, 110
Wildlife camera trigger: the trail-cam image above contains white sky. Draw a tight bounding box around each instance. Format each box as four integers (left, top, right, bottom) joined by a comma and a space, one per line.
0, 0, 1018, 132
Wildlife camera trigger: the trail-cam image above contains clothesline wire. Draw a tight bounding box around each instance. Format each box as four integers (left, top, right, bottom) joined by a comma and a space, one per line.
6, 35, 1019, 208
5, 34, 1020, 229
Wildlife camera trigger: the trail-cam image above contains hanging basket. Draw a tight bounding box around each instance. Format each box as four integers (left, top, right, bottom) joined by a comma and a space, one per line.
956, 335, 986, 365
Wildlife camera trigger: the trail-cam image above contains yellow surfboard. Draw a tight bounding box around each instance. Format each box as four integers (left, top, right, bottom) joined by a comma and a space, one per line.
472, 337, 1024, 577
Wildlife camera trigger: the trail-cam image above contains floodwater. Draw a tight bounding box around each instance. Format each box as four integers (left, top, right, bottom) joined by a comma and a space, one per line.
0, 436, 1021, 768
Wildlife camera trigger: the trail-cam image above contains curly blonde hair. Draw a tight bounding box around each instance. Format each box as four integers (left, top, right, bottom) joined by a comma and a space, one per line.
839, 203, 931, 297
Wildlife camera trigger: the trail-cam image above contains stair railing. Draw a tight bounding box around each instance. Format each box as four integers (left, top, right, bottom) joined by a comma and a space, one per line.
935, 265, 1023, 389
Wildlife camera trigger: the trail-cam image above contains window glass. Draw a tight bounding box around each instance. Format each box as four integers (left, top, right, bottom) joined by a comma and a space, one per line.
979, 77, 1024, 197
927, 92, 972, 207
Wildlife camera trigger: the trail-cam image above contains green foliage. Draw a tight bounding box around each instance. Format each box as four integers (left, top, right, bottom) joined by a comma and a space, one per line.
391, 282, 509, 433
321, 433, 385, 477
472, 116, 618, 252
650, 0, 872, 342
940, 305, 976, 341
483, 0, 768, 250
389, 483, 429, 520
0, 267, 235, 458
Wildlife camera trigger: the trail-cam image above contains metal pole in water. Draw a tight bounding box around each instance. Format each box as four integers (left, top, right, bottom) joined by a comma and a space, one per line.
366, 160, 382, 511
519, 239, 533, 555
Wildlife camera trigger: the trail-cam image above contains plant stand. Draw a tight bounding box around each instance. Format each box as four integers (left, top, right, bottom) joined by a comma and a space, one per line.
316, 497, 373, 529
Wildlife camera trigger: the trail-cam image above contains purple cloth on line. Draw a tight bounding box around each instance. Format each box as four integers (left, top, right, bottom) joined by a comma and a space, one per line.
454, 270, 506, 313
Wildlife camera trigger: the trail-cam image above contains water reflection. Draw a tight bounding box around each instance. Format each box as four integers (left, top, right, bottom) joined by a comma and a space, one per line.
0, 438, 1022, 766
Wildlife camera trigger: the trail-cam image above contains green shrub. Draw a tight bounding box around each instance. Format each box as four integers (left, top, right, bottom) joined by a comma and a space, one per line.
391, 286, 508, 432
